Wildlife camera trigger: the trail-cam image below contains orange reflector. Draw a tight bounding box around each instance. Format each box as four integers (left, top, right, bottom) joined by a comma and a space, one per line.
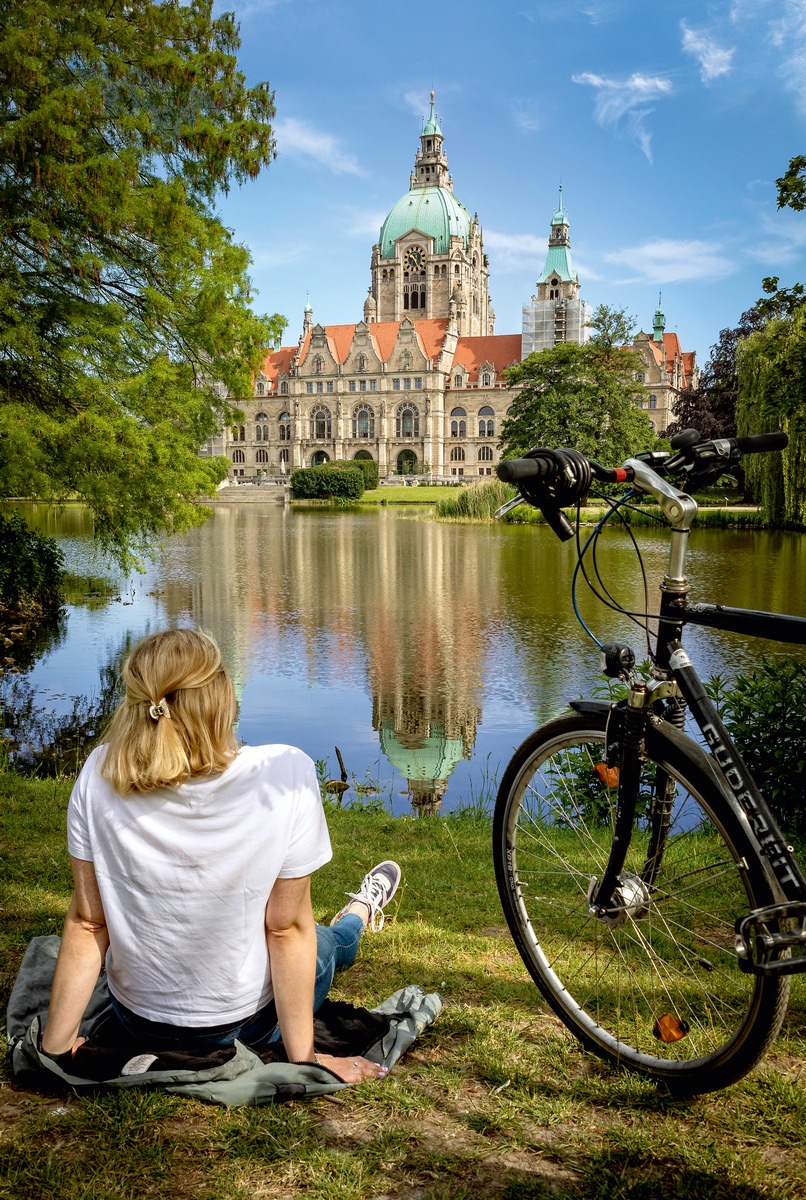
593, 762, 619, 789
653, 1014, 691, 1043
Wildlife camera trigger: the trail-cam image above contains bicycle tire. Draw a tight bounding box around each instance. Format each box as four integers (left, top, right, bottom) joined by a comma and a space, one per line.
493, 708, 790, 1094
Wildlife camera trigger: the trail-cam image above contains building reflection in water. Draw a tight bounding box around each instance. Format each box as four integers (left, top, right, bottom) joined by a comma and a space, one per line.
157, 505, 500, 814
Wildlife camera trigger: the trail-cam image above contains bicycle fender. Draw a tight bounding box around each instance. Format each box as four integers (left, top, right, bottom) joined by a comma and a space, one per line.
569, 699, 611, 718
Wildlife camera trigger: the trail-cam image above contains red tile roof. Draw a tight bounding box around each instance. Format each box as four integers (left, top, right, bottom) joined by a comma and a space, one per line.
452, 335, 523, 381
261, 319, 453, 378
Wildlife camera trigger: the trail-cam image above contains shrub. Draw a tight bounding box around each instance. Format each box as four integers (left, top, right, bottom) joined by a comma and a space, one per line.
326, 458, 379, 490
712, 658, 806, 839
289, 466, 364, 500
0, 514, 64, 612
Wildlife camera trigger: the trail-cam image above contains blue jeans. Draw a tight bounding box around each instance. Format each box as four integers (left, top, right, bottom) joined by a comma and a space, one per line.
107, 915, 364, 1053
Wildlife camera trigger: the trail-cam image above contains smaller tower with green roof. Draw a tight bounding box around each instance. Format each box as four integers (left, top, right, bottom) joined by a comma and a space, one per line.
522, 189, 591, 355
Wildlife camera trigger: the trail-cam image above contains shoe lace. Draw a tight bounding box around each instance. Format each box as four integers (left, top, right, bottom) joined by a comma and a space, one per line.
347, 872, 390, 932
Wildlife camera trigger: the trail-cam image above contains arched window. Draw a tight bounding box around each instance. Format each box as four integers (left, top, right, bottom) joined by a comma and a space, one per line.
450, 446, 465, 462
312, 355, 324, 375
482, 373, 491, 387
256, 448, 269, 464
278, 411, 291, 441
352, 403, 375, 439
454, 373, 463, 388
478, 446, 494, 462
311, 450, 330, 466
280, 381, 289, 394
478, 406, 495, 437
256, 379, 265, 395
232, 449, 245, 464
279, 448, 289, 466
255, 411, 269, 441
450, 406, 467, 438
231, 425, 245, 442
309, 405, 332, 440
396, 403, 419, 438
648, 395, 657, 409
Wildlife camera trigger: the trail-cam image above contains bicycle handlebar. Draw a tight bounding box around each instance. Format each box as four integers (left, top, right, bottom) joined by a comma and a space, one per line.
497, 457, 552, 483
733, 431, 788, 454
496, 431, 789, 537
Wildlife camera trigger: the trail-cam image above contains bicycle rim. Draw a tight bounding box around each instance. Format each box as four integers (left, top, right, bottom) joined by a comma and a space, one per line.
493, 711, 790, 1093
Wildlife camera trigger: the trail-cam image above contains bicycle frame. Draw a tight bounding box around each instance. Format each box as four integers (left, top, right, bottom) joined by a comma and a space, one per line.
587, 459, 806, 975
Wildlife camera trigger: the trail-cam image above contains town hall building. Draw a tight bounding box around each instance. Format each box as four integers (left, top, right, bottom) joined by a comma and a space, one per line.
221, 95, 696, 481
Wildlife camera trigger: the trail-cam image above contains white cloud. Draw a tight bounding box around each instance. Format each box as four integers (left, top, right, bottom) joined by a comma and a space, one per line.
511, 100, 542, 132
602, 238, 734, 285
680, 21, 735, 81
274, 117, 365, 176
745, 207, 806, 266
769, 0, 806, 117
342, 208, 389, 241
572, 72, 673, 161
484, 231, 545, 272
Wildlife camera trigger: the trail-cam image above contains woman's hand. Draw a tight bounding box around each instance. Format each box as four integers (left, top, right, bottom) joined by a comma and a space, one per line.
314, 1053, 388, 1083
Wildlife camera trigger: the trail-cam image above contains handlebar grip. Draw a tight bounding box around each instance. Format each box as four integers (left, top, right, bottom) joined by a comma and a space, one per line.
497, 457, 552, 483
734, 432, 788, 454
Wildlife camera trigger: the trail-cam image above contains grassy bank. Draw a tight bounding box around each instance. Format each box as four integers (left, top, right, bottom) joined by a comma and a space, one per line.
1, 769, 805, 1199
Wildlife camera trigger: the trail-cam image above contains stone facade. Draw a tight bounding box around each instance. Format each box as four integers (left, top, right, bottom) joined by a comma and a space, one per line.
630, 302, 698, 436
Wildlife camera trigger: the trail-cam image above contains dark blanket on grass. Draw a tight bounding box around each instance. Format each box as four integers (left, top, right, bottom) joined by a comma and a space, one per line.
6, 936, 442, 1105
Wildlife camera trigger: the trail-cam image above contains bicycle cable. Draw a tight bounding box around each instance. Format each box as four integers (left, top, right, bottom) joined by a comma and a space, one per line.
570, 490, 656, 657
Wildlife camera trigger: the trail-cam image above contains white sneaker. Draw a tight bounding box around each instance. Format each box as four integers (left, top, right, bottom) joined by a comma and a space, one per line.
330, 860, 402, 932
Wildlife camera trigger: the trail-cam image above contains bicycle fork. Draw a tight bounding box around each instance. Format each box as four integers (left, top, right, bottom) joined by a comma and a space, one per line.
586, 682, 655, 925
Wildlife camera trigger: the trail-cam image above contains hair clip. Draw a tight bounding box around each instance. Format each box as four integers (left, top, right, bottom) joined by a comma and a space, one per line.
148, 700, 171, 721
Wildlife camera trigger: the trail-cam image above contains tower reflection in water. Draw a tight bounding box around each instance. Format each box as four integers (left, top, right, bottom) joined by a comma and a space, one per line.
158, 505, 500, 814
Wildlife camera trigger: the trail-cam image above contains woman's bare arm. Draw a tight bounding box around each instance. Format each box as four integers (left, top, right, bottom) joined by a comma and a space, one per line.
41, 857, 109, 1056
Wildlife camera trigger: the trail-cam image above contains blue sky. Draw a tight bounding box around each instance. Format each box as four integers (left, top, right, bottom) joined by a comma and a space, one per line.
214, 0, 806, 367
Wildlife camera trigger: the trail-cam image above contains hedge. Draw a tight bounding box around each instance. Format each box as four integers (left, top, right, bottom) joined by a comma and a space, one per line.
323, 458, 380, 490
289, 466, 365, 500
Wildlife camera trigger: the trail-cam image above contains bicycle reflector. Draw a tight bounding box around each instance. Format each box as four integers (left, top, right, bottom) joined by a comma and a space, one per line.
601, 643, 635, 678
653, 1015, 691, 1043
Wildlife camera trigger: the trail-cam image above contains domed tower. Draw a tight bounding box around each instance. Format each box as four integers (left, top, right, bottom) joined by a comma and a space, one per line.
369, 93, 493, 335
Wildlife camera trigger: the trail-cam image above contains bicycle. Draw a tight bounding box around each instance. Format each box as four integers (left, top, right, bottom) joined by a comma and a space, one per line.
493, 429, 806, 1094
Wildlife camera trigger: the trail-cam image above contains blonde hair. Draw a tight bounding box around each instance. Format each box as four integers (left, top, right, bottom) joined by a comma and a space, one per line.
100, 629, 238, 794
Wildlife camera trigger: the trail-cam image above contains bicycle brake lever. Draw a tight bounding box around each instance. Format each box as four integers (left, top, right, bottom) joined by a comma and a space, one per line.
495, 495, 526, 519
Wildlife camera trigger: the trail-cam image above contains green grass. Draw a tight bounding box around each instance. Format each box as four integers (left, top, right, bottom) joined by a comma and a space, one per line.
1, 768, 805, 1200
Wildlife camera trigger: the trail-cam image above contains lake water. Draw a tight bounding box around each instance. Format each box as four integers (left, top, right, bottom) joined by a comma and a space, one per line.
6, 501, 806, 814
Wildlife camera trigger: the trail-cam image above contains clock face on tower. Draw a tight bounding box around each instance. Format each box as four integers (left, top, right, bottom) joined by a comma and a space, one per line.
404, 245, 426, 273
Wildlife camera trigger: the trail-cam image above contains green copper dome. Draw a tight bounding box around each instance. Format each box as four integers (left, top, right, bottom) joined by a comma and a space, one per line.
379, 185, 472, 258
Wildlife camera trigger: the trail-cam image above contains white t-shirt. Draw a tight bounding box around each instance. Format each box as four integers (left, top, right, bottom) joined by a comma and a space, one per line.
67, 743, 332, 1024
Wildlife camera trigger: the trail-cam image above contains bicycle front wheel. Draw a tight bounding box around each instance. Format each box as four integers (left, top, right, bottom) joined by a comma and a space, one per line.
493, 709, 790, 1094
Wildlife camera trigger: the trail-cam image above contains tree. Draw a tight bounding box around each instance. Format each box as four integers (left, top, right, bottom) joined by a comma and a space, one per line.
776, 154, 806, 212
736, 304, 806, 525
667, 307, 765, 443
0, 0, 285, 560
500, 341, 655, 464
588, 303, 637, 349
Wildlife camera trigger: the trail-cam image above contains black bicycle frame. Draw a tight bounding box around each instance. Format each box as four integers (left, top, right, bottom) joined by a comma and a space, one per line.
654, 589, 806, 902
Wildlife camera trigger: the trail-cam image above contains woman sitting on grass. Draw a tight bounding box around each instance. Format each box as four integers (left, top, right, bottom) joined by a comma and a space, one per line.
41, 628, 400, 1083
